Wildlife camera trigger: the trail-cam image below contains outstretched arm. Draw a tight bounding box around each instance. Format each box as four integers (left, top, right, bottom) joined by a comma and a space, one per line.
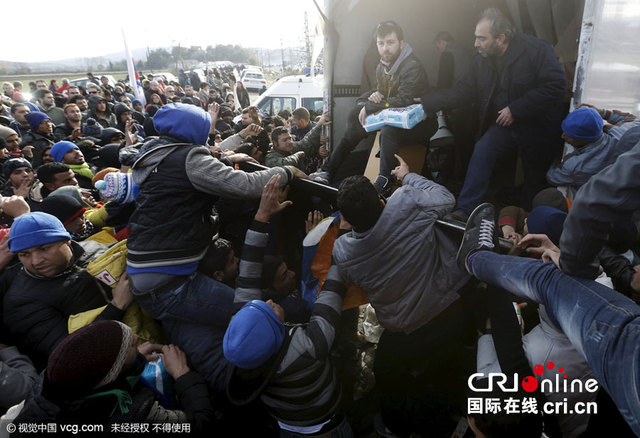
234, 175, 292, 308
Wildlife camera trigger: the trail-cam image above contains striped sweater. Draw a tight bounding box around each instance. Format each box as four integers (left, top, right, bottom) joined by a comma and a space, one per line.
227, 220, 346, 427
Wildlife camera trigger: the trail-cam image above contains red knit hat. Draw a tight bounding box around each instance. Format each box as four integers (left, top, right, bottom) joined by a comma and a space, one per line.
47, 321, 133, 395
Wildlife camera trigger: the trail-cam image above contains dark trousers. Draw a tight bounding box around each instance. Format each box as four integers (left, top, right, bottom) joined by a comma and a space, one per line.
457, 124, 558, 214
322, 106, 368, 176
378, 117, 437, 178
374, 290, 476, 436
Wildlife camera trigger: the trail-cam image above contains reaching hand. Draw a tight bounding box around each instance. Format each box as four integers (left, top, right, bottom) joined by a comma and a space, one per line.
240, 123, 263, 138
391, 154, 409, 183
0, 195, 30, 218
21, 145, 34, 159
578, 103, 603, 116
291, 167, 309, 180
305, 210, 324, 234
209, 144, 222, 158
518, 233, 559, 254
540, 247, 561, 268
137, 341, 166, 362
124, 120, 139, 146
255, 174, 293, 222
112, 272, 133, 311
277, 184, 290, 204
70, 127, 83, 141
208, 102, 220, 120
160, 344, 190, 380
248, 106, 260, 124
227, 152, 258, 164
501, 225, 523, 245
317, 111, 332, 127
518, 234, 561, 268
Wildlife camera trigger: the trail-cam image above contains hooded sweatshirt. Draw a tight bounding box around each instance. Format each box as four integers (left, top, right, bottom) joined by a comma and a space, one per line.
126, 103, 294, 276
84, 96, 117, 129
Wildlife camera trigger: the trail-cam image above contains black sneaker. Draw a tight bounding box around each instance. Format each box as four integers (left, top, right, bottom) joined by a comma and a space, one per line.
444, 209, 469, 223
456, 202, 496, 273
373, 175, 392, 198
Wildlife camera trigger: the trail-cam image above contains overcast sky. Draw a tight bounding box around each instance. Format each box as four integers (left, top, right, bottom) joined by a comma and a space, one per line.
6, 0, 321, 62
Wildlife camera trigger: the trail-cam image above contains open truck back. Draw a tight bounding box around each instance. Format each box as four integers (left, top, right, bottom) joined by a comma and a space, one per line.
315, 0, 640, 147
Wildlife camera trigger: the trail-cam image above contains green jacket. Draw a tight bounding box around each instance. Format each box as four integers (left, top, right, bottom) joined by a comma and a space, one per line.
265, 125, 322, 170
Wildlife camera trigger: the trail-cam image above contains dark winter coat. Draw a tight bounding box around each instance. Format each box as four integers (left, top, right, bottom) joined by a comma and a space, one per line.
2, 241, 121, 369
361, 43, 430, 115
421, 32, 567, 143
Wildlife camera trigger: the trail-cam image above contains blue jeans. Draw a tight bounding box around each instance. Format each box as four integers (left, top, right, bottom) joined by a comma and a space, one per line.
130, 272, 235, 327
470, 251, 640, 435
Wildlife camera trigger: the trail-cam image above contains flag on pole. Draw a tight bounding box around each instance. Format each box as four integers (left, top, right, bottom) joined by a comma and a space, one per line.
121, 29, 146, 105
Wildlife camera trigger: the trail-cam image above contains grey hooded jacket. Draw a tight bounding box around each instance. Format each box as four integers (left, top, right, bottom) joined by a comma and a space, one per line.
332, 173, 469, 333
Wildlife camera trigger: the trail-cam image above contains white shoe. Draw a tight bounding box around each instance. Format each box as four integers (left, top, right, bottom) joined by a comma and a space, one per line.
309, 170, 330, 185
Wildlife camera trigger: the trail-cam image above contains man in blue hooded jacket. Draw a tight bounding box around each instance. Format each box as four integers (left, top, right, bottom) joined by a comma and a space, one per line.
126, 103, 306, 327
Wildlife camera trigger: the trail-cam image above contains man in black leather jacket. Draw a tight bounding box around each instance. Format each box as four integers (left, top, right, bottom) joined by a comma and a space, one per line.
313, 21, 436, 194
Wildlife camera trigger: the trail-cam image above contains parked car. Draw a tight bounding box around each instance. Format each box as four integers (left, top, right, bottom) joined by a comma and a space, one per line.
69, 75, 117, 90
239, 64, 263, 73
240, 70, 268, 92
150, 72, 177, 84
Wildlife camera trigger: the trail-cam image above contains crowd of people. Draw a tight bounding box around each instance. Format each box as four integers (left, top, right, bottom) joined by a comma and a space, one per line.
0, 6, 639, 438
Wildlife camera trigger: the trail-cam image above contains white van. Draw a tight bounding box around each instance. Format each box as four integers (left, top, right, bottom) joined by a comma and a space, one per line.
254, 75, 324, 117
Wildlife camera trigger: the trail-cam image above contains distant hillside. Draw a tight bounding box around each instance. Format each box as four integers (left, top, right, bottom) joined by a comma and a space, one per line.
0, 45, 310, 75
0, 48, 152, 74
0, 46, 316, 76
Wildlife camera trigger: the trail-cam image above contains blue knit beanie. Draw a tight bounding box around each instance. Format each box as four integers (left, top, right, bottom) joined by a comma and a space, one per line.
50, 141, 79, 162
561, 107, 603, 142
527, 206, 567, 246
8, 212, 71, 253
24, 112, 51, 131
22, 102, 40, 113
223, 300, 285, 369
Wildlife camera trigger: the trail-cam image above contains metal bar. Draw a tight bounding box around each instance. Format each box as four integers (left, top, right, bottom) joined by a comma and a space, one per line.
239, 161, 513, 250
238, 161, 340, 201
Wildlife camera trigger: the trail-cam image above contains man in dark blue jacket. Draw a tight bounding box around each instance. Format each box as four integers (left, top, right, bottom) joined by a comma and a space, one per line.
421, 8, 567, 221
